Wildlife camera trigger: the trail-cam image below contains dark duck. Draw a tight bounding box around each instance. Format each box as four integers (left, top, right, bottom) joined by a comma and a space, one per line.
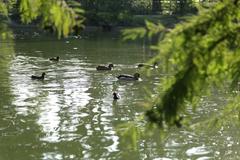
49, 56, 59, 62
113, 92, 120, 100
137, 62, 158, 68
96, 64, 114, 71
31, 72, 46, 80
117, 73, 140, 81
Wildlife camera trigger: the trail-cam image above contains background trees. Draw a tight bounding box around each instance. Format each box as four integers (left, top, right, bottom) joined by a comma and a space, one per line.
152, 0, 162, 14
0, 0, 203, 30
0, 0, 84, 38
76, 0, 198, 26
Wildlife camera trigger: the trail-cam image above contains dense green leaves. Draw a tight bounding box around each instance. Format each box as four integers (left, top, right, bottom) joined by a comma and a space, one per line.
19, 0, 84, 37
151, 0, 240, 127
124, 0, 240, 128
0, 0, 84, 38
0, 1, 8, 16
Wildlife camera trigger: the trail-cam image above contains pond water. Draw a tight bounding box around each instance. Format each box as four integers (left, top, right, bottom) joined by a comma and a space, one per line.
0, 29, 239, 159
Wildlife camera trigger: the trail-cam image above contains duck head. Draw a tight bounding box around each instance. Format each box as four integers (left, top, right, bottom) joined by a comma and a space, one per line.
113, 92, 120, 100
153, 62, 158, 66
134, 73, 140, 79
108, 64, 114, 68
42, 72, 46, 77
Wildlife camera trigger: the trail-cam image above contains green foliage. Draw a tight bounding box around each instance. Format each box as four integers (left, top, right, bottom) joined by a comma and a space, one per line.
117, 122, 141, 151
70, 0, 201, 26
19, 0, 41, 23
130, 0, 152, 14
0, 0, 16, 16
116, 115, 167, 151
0, 23, 13, 39
124, 0, 240, 128
19, 0, 84, 37
122, 27, 146, 41
0, 0, 16, 39
0, 1, 8, 16
0, 0, 84, 38
79, 0, 156, 26
145, 20, 165, 38
79, 0, 133, 25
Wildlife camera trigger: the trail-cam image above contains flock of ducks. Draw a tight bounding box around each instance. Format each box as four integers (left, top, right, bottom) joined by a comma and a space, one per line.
31, 56, 158, 100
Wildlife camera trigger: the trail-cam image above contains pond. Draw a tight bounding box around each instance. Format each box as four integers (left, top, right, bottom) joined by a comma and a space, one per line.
0, 29, 239, 159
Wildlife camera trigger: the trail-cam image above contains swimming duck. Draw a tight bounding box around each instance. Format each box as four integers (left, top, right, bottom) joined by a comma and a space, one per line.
31, 72, 46, 80
137, 62, 158, 68
49, 56, 59, 62
96, 64, 114, 71
113, 92, 120, 100
117, 73, 140, 81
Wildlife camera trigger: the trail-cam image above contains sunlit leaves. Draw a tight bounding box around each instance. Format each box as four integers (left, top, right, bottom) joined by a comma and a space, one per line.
0, 1, 18, 42
0, 22, 13, 40
156, 0, 240, 127
0, 0, 17, 17
145, 20, 165, 38
124, 0, 240, 128
122, 27, 146, 41
0, 23, 14, 67
20, 0, 42, 23
67, 0, 84, 14
0, 1, 8, 16
117, 122, 141, 151
19, 0, 84, 38
122, 20, 165, 41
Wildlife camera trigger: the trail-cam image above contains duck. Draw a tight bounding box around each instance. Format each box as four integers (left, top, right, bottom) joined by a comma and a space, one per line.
96, 64, 114, 71
113, 92, 120, 100
137, 62, 158, 68
31, 72, 46, 80
49, 56, 59, 62
117, 73, 140, 81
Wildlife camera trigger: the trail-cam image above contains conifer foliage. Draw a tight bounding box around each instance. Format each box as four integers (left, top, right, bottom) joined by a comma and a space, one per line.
0, 0, 84, 38
147, 0, 240, 127
124, 0, 240, 128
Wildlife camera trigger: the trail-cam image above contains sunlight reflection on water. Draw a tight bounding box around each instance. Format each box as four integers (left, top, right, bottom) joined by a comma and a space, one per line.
7, 45, 145, 159
10, 55, 94, 143
186, 145, 211, 156
1, 34, 239, 160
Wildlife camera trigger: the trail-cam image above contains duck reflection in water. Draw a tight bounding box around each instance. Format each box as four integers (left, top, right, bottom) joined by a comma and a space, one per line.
117, 73, 140, 81
96, 64, 114, 71
137, 62, 158, 69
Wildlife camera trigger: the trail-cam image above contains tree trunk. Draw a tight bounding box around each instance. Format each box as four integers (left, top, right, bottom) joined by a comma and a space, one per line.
178, 0, 187, 14
152, 0, 162, 14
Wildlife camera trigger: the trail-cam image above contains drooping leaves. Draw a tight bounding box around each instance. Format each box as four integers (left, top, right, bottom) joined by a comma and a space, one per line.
124, 0, 240, 128
19, 0, 84, 38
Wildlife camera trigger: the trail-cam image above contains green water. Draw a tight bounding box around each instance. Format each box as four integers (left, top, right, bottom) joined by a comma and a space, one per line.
0, 30, 239, 160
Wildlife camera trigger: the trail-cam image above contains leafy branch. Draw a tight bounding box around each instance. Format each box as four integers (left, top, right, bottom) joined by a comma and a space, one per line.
124, 0, 240, 128
19, 0, 84, 37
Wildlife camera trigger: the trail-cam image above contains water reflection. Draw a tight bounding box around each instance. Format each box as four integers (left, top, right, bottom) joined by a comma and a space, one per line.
0, 30, 239, 159
10, 55, 94, 143
4, 33, 154, 159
